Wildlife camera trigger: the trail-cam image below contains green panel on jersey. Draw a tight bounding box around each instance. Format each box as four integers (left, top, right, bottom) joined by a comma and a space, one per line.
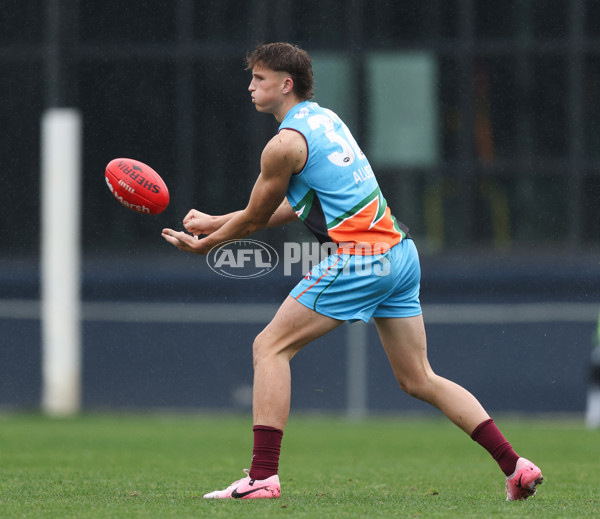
291, 188, 315, 221
367, 52, 439, 167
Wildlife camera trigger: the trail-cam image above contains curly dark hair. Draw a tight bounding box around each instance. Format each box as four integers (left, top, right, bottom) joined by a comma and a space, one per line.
245, 42, 314, 100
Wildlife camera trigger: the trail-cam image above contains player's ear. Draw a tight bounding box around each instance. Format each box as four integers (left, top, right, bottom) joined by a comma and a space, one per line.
282, 77, 294, 95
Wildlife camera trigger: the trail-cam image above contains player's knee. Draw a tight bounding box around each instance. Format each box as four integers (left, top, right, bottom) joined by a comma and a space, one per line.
253, 330, 298, 370
252, 331, 277, 368
397, 378, 420, 398
397, 372, 435, 400
252, 333, 267, 367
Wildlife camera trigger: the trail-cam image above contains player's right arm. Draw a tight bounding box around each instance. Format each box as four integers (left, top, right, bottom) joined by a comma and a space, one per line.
183, 198, 296, 237
266, 198, 297, 227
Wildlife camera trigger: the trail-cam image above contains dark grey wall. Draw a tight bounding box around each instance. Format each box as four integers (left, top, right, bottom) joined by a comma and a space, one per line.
2, 253, 598, 415
1, 311, 595, 414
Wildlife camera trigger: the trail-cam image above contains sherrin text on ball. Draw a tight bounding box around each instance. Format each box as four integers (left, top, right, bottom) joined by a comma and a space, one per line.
105, 158, 169, 214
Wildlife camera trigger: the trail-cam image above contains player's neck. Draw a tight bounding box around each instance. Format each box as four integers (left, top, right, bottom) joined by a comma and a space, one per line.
273, 96, 304, 123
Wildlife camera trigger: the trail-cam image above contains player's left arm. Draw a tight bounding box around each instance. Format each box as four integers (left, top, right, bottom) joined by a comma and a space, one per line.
162, 129, 304, 254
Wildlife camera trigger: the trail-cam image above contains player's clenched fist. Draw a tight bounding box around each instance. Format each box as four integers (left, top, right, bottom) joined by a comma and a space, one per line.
183, 209, 218, 237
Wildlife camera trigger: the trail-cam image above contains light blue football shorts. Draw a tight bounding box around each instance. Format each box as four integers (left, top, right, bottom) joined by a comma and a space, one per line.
289, 238, 422, 323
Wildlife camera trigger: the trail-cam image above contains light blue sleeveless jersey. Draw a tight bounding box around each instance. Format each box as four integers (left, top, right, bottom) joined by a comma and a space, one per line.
279, 101, 408, 252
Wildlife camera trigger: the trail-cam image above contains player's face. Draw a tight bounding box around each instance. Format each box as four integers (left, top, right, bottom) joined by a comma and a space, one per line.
248, 64, 289, 115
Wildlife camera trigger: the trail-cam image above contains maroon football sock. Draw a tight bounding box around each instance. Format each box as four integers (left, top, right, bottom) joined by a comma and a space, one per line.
470, 418, 520, 476
249, 425, 283, 480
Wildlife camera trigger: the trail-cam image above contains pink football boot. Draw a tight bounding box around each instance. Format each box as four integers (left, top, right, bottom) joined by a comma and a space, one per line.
505, 457, 543, 500
203, 469, 281, 499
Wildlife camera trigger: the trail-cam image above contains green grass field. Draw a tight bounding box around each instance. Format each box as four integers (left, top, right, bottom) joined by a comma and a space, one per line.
0, 413, 598, 518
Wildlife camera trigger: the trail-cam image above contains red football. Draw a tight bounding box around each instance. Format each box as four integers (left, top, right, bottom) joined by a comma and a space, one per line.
105, 158, 169, 215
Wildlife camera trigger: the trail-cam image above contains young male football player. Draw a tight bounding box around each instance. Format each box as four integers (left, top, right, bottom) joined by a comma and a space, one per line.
162, 42, 543, 501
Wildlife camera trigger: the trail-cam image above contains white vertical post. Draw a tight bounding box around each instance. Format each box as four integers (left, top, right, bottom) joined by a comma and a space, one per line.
346, 321, 368, 418
41, 108, 82, 416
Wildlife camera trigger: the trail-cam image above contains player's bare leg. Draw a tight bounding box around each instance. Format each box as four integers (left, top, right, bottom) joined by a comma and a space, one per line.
204, 297, 342, 499
374, 314, 542, 499
374, 314, 489, 433
252, 296, 343, 430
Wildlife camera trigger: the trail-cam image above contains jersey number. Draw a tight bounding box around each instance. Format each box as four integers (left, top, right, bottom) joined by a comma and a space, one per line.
307, 111, 365, 167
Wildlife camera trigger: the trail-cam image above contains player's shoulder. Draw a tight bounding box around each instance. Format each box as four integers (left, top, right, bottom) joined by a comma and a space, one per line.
262, 129, 307, 174
265, 129, 306, 156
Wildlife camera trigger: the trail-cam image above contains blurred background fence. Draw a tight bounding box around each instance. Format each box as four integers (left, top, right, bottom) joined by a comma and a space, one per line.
1, 0, 599, 415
